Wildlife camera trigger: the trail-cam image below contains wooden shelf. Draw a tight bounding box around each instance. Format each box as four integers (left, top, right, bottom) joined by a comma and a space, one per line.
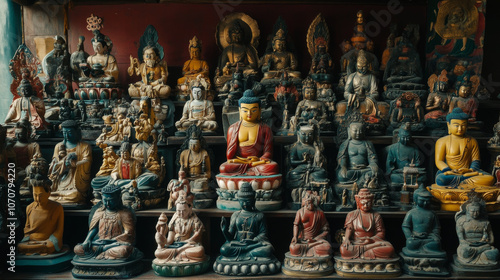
3, 261, 495, 280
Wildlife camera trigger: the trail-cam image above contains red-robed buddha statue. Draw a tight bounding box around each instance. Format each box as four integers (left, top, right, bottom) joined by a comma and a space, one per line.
219, 90, 279, 176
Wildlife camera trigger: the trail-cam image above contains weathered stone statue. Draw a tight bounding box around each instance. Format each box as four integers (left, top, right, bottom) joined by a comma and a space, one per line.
70, 36, 89, 83
49, 120, 91, 207
290, 77, 331, 133
385, 124, 426, 200
400, 188, 448, 276
17, 172, 73, 272
283, 193, 333, 277
214, 13, 260, 91
428, 108, 498, 211
451, 191, 500, 276
175, 80, 217, 135
335, 188, 400, 277
128, 25, 170, 100
41, 35, 72, 99
286, 124, 332, 210
152, 197, 210, 277
72, 184, 144, 279
216, 90, 282, 211
214, 183, 281, 276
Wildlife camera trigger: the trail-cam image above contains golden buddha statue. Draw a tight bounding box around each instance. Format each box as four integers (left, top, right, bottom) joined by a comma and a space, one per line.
214, 13, 260, 90
261, 28, 300, 82
177, 36, 210, 92
18, 175, 64, 256
128, 48, 169, 99
429, 108, 498, 211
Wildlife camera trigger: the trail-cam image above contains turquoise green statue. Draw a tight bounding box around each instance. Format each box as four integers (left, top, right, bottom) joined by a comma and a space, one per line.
213, 182, 281, 276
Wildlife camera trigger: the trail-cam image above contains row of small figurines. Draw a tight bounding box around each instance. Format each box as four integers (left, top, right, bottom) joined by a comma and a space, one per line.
17, 177, 497, 278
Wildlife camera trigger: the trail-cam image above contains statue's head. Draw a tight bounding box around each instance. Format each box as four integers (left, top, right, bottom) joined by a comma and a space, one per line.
53, 35, 66, 52
449, 6, 465, 25
348, 121, 365, 140
238, 90, 261, 123
446, 108, 469, 137
101, 184, 123, 211
140, 96, 151, 114
31, 174, 52, 208
228, 21, 244, 44
458, 83, 472, 98
398, 123, 412, 146
272, 29, 286, 52
356, 50, 369, 75
61, 120, 80, 144
355, 188, 374, 212
413, 188, 432, 209
189, 36, 202, 60
303, 78, 317, 100
175, 196, 193, 219
15, 119, 31, 144
91, 30, 108, 55
143, 46, 160, 68
17, 78, 34, 98
457, 190, 487, 221
119, 141, 132, 160
237, 182, 256, 211
436, 70, 448, 93
192, 86, 203, 101
298, 124, 315, 145
356, 10, 364, 24
315, 37, 327, 54
302, 192, 318, 210
189, 132, 201, 153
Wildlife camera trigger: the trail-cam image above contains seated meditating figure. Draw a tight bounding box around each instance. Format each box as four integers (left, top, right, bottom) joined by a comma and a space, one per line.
215, 18, 259, 90
219, 90, 279, 176
434, 108, 494, 188
177, 36, 210, 92
340, 188, 396, 260
449, 73, 479, 123
214, 183, 281, 276
336, 121, 379, 187
385, 124, 426, 188
283, 193, 333, 276
287, 124, 328, 193
335, 188, 400, 277
128, 25, 170, 99
5, 78, 47, 131
18, 174, 64, 255
260, 27, 301, 87
49, 120, 92, 206
175, 82, 218, 134
400, 188, 448, 276
290, 77, 330, 133
72, 184, 143, 278
453, 191, 499, 273
80, 29, 118, 83
153, 197, 209, 276
308, 14, 334, 84
425, 70, 451, 122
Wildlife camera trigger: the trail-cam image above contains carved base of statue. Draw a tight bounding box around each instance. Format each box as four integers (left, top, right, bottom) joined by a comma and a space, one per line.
152, 257, 210, 277
400, 252, 449, 277
450, 254, 500, 277
71, 249, 144, 279
17, 246, 74, 273
383, 83, 427, 101
427, 185, 500, 212
191, 189, 217, 209
213, 255, 281, 276
75, 84, 121, 100
282, 252, 334, 277
216, 174, 282, 211
334, 255, 401, 278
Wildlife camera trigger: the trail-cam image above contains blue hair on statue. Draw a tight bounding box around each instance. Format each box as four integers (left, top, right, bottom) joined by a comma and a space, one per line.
238, 89, 261, 107
446, 108, 469, 123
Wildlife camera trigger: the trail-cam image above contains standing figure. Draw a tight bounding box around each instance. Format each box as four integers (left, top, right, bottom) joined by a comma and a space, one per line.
335, 188, 400, 277
152, 197, 210, 277
72, 184, 143, 279
283, 193, 333, 276
400, 188, 448, 276
451, 191, 499, 275
214, 183, 281, 276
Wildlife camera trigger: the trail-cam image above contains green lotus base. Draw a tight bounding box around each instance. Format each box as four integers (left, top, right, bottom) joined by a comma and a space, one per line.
152, 257, 210, 277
